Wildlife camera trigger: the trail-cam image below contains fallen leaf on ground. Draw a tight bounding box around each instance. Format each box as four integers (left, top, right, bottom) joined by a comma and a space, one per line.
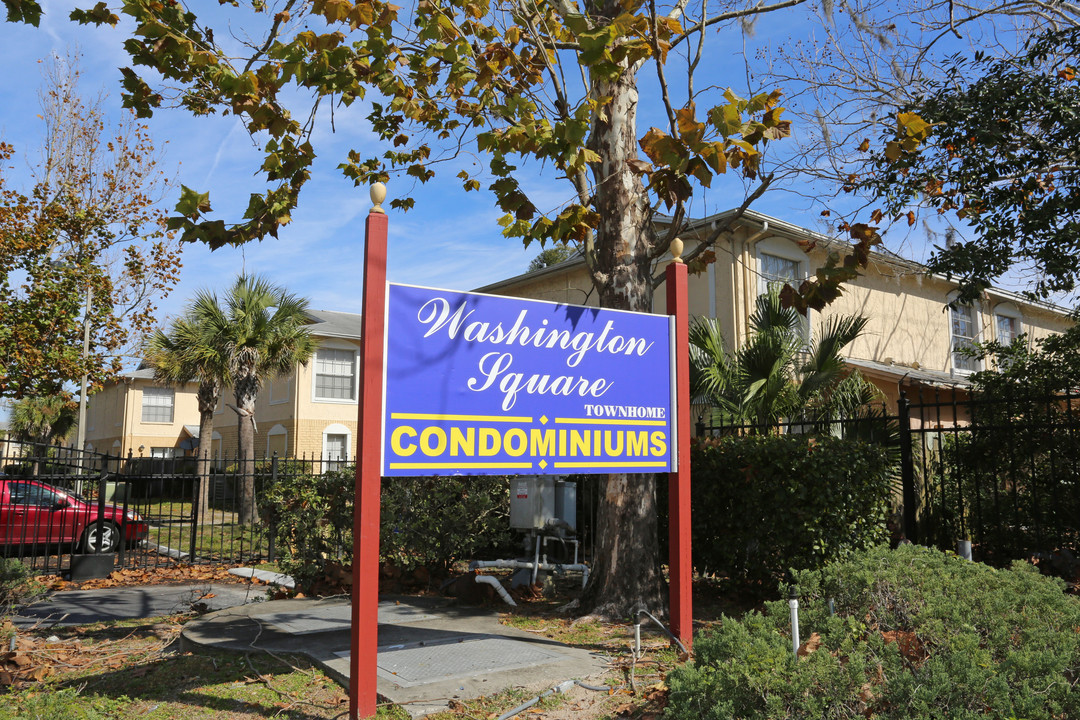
798, 632, 822, 658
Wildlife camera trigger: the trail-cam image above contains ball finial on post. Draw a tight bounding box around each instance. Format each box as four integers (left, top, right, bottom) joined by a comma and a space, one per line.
669, 237, 684, 263
370, 182, 387, 214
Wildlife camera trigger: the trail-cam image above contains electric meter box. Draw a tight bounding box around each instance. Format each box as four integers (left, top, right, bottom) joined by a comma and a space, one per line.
509, 476, 576, 531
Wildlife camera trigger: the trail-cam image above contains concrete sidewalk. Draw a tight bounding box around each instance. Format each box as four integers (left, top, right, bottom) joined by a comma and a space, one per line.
182, 595, 609, 717
12, 582, 267, 627
13, 582, 610, 718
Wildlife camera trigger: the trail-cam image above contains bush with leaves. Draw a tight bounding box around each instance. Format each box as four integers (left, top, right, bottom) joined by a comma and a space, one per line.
691, 434, 893, 584
666, 544, 1080, 720
258, 465, 355, 591
260, 465, 513, 591
379, 475, 513, 574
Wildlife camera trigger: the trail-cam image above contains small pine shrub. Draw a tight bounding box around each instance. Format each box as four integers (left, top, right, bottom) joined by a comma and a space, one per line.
666, 545, 1080, 720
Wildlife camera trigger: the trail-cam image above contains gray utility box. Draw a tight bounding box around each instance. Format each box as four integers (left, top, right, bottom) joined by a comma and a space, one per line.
510, 476, 576, 531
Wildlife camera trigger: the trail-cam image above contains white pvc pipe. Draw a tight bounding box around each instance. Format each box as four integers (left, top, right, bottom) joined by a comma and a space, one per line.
532, 535, 542, 585
958, 539, 973, 561
789, 595, 800, 658
474, 575, 517, 607
469, 559, 590, 589
469, 559, 589, 575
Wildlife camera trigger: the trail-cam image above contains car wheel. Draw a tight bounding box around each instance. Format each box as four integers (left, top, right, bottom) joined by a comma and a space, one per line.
80, 522, 119, 553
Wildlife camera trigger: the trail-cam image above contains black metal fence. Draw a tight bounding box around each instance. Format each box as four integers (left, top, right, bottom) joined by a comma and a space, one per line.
696, 387, 1080, 568
899, 387, 1080, 566
0, 444, 344, 577
693, 402, 896, 444
11, 386, 1073, 579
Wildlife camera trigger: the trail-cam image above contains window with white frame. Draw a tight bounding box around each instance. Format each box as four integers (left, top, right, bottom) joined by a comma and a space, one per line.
324, 431, 349, 472
267, 424, 288, 457
759, 252, 802, 292
150, 447, 175, 459
314, 348, 357, 401
756, 238, 811, 341
994, 304, 1023, 345
950, 303, 981, 373
141, 386, 175, 423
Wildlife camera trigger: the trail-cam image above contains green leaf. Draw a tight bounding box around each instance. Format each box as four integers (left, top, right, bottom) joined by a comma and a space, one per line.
68, 1, 117, 26
3, 0, 43, 25
175, 185, 213, 219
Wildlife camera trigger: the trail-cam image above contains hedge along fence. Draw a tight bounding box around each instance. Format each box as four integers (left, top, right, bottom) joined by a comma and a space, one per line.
690, 434, 894, 584
259, 465, 513, 592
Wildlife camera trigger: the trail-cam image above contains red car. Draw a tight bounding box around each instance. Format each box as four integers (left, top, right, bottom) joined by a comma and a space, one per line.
0, 476, 148, 553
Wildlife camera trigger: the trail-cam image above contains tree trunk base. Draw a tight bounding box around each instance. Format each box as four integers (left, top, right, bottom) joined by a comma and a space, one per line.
575, 473, 667, 621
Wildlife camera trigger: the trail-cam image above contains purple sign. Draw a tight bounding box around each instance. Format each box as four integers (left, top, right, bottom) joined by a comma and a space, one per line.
382, 284, 675, 476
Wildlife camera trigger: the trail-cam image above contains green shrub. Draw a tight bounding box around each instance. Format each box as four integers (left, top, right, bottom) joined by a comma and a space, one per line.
259, 466, 355, 590
691, 434, 893, 583
666, 544, 1080, 720
380, 474, 513, 573
260, 466, 513, 591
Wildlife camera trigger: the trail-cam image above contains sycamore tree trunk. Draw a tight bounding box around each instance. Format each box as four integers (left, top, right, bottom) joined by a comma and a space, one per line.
576, 49, 668, 620
235, 370, 259, 525
195, 381, 218, 521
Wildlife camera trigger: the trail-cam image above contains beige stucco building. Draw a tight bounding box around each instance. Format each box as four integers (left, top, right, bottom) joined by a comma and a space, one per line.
81, 310, 364, 463
476, 209, 1073, 411
81, 210, 1073, 458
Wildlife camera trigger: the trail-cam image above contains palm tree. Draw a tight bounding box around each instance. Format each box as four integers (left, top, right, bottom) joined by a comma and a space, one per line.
690, 289, 879, 430
199, 275, 317, 524
145, 311, 229, 519
9, 395, 77, 476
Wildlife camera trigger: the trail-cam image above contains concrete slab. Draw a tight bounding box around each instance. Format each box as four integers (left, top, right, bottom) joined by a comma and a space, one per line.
370, 635, 568, 685
256, 600, 435, 635
181, 595, 610, 718
13, 584, 267, 628
228, 567, 295, 588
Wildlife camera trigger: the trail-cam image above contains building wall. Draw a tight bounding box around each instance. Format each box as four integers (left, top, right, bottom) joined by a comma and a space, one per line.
482, 220, 1073, 406
97, 335, 368, 461
83, 216, 1074, 457
84, 377, 204, 458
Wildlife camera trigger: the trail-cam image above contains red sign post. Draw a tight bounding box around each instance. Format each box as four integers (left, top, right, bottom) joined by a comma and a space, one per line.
665, 245, 692, 649
351, 184, 389, 719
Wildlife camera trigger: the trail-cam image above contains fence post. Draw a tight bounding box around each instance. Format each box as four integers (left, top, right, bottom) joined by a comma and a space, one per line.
267, 453, 278, 563
898, 391, 917, 544
95, 466, 109, 553
189, 468, 201, 563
